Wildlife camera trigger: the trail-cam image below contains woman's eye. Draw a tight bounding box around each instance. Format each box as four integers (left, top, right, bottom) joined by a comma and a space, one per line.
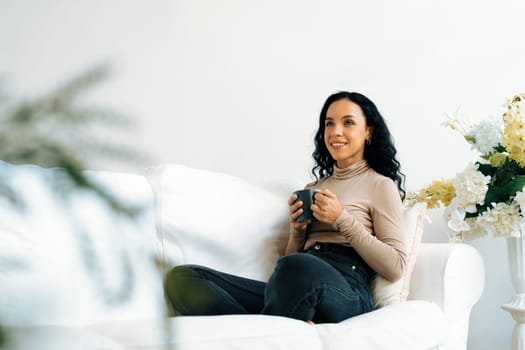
344, 120, 354, 126
325, 121, 333, 127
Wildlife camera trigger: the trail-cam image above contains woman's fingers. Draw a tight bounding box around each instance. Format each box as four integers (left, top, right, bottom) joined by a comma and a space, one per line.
290, 206, 303, 220
288, 195, 313, 232
311, 189, 342, 224
314, 188, 336, 201
288, 195, 306, 222
290, 201, 303, 213
288, 194, 298, 206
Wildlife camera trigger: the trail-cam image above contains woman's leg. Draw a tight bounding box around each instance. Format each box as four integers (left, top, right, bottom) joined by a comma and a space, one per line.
165, 264, 266, 316
261, 253, 371, 323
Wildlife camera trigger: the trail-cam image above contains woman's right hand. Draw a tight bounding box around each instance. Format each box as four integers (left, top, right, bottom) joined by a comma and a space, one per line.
288, 194, 311, 235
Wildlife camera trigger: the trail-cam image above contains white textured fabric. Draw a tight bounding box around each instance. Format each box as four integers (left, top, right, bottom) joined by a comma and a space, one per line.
0, 162, 165, 327
85, 301, 445, 350
408, 243, 485, 350
3, 325, 124, 350
145, 164, 291, 280
88, 315, 322, 350
315, 300, 446, 350
371, 203, 427, 308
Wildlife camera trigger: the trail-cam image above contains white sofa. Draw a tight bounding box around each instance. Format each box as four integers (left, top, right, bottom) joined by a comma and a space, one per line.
0, 162, 485, 350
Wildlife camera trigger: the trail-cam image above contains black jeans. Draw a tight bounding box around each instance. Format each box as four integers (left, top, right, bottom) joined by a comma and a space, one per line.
165, 242, 374, 323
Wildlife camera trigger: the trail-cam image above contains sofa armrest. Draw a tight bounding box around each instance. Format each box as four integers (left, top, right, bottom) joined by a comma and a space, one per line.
408, 243, 485, 314
409, 243, 485, 312
408, 243, 485, 350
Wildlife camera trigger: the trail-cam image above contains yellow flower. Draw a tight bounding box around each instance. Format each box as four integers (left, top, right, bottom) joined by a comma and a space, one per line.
488, 152, 506, 167
406, 179, 455, 209
502, 94, 525, 166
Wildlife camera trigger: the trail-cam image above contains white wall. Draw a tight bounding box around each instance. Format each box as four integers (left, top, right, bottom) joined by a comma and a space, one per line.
2, 0, 525, 348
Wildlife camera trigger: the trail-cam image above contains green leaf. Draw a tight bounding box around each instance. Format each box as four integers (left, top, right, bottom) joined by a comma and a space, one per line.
492, 159, 520, 186
0, 325, 5, 347
505, 176, 525, 196
485, 185, 511, 204
8, 105, 34, 124
477, 163, 497, 177
494, 144, 507, 153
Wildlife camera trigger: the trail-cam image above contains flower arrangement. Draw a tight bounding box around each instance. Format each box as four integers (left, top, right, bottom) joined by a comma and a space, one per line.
406, 93, 525, 240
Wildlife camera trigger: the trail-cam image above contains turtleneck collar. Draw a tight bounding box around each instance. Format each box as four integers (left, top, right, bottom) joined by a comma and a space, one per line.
333, 160, 370, 180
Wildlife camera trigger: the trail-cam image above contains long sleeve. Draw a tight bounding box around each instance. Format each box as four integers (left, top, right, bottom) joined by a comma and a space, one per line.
334, 178, 406, 282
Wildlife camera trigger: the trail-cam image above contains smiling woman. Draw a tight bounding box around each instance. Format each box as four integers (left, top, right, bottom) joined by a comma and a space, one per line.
165, 91, 408, 325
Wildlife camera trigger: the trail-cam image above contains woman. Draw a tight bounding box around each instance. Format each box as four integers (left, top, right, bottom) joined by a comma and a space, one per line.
165, 91, 406, 323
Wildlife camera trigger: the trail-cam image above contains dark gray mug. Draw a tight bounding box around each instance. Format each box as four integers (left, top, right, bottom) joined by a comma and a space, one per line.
293, 189, 318, 223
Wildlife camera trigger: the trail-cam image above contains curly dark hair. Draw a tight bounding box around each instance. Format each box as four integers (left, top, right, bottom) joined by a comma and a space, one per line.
311, 91, 406, 200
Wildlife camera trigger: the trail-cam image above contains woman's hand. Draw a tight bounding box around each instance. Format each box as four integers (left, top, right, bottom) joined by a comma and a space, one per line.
311, 189, 343, 224
288, 194, 310, 235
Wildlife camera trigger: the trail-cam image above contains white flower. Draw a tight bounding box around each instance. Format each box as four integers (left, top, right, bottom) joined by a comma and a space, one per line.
453, 163, 491, 213
442, 111, 471, 135
477, 202, 522, 238
467, 116, 503, 154
462, 217, 487, 240
445, 206, 470, 232
514, 190, 525, 213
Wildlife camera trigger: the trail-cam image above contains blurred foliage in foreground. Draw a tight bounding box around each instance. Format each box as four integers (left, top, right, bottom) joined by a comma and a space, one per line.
0, 64, 151, 217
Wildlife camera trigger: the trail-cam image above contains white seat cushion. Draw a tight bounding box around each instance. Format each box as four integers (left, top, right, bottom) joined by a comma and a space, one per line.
86, 301, 446, 350
315, 300, 446, 350
3, 325, 124, 350
88, 315, 323, 350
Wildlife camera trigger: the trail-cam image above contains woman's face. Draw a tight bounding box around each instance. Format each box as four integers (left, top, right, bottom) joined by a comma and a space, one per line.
324, 98, 372, 169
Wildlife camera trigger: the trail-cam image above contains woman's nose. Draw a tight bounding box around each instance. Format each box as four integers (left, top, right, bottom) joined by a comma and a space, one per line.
331, 123, 343, 135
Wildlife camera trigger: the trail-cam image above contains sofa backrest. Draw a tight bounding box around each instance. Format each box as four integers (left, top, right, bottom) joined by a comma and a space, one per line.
147, 163, 429, 309
0, 162, 165, 327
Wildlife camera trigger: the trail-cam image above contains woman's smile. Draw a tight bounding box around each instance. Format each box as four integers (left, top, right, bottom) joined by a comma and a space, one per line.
329, 141, 348, 150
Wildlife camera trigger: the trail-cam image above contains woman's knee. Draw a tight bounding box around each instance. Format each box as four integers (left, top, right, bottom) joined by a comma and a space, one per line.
271, 253, 323, 288
165, 265, 202, 312
166, 264, 196, 289
275, 253, 323, 275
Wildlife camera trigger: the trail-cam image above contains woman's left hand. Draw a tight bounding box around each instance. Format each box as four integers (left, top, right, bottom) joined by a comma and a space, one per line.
311, 189, 343, 224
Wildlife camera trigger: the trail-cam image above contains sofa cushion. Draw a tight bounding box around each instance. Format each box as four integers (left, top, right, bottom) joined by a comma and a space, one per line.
145, 164, 294, 281
315, 300, 445, 350
2, 325, 125, 350
85, 301, 444, 350
0, 162, 165, 327
371, 203, 427, 308
88, 315, 323, 350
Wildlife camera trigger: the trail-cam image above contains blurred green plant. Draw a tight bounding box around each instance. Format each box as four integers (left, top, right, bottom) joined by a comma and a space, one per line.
0, 64, 150, 217
0, 65, 157, 346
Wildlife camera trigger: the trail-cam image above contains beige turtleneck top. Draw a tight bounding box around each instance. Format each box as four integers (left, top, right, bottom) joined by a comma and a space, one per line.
291, 160, 406, 282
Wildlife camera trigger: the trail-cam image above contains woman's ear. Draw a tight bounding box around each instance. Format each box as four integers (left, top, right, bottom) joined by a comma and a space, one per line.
366, 126, 374, 141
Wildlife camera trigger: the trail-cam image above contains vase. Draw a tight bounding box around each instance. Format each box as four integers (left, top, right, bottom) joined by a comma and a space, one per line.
502, 233, 525, 350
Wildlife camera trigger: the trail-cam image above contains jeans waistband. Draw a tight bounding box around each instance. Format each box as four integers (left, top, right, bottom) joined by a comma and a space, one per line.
304, 242, 357, 255
304, 242, 374, 280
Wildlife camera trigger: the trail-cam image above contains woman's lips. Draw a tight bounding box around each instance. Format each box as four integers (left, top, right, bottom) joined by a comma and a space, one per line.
330, 142, 347, 149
